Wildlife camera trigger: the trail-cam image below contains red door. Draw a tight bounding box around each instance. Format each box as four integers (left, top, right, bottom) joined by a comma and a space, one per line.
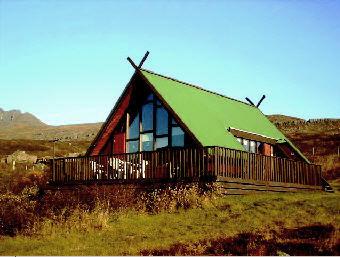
113, 133, 126, 154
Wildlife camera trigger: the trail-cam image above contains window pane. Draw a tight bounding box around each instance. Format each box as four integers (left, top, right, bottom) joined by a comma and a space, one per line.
146, 93, 154, 101
236, 137, 242, 144
155, 137, 168, 149
128, 113, 139, 139
141, 103, 153, 132
156, 107, 168, 135
242, 139, 249, 151
172, 118, 178, 125
127, 140, 139, 153
250, 141, 256, 153
257, 142, 262, 153
141, 133, 154, 151
172, 127, 184, 147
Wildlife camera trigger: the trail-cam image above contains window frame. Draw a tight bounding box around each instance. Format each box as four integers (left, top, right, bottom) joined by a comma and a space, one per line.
235, 136, 274, 156
125, 93, 186, 153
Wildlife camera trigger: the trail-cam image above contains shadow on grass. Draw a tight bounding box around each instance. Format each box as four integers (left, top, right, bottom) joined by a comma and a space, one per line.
141, 224, 339, 256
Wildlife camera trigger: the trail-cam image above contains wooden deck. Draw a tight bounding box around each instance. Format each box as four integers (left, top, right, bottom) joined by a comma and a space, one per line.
51, 146, 322, 190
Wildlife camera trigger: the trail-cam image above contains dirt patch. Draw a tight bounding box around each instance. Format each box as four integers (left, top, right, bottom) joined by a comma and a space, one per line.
282, 224, 334, 240
141, 225, 339, 256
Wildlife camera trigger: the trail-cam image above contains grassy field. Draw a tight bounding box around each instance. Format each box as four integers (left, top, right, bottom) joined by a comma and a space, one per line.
0, 187, 339, 256
0, 115, 338, 255
0, 139, 91, 158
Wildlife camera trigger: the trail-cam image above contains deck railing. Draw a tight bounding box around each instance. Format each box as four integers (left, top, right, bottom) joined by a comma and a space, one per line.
51, 146, 322, 186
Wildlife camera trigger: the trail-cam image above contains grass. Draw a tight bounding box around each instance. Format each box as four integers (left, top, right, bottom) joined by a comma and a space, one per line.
0, 139, 91, 158
0, 190, 339, 255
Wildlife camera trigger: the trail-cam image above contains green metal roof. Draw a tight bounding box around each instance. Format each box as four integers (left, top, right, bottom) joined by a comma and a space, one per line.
140, 69, 309, 163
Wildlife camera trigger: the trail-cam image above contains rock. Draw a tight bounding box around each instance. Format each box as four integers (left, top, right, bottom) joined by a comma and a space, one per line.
6, 150, 37, 164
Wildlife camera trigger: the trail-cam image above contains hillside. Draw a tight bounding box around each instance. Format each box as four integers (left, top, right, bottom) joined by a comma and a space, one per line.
268, 115, 340, 179
0, 109, 338, 179
267, 114, 305, 124
0, 108, 102, 141
0, 108, 46, 127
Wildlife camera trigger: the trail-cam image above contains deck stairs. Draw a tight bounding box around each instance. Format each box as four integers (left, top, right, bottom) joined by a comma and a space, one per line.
321, 178, 334, 193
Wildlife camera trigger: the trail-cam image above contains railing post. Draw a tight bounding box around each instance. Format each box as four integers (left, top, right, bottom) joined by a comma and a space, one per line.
51, 159, 55, 182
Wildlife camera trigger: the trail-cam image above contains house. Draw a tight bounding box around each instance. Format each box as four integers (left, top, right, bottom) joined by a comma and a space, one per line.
51, 55, 324, 193
87, 66, 307, 163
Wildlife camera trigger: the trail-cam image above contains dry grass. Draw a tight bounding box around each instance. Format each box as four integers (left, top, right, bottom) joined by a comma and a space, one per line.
0, 139, 91, 158
0, 182, 339, 255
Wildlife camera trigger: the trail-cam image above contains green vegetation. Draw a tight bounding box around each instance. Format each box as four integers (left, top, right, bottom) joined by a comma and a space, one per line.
0, 186, 339, 255
0, 113, 338, 255
0, 139, 90, 158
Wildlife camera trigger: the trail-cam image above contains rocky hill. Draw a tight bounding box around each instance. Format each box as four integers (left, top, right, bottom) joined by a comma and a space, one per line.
267, 114, 305, 124
0, 108, 46, 127
0, 108, 102, 141
268, 115, 340, 179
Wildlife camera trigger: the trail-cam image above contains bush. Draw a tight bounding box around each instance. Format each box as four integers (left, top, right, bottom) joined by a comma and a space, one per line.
0, 181, 218, 236
0, 163, 48, 194
0, 190, 38, 236
139, 182, 218, 213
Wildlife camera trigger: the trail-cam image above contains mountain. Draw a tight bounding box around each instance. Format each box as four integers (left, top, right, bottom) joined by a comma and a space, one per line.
0, 108, 46, 127
0, 108, 102, 141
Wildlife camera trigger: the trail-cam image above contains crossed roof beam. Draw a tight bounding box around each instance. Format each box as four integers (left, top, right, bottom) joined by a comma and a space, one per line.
127, 51, 150, 70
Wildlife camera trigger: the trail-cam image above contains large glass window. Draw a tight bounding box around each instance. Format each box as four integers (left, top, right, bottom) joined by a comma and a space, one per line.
156, 107, 168, 136
125, 94, 187, 153
155, 137, 168, 149
172, 127, 184, 147
127, 140, 139, 153
141, 103, 153, 132
128, 113, 139, 139
141, 133, 153, 151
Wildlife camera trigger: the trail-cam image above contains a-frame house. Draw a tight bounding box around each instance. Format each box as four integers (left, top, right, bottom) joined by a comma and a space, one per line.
87, 60, 308, 163
51, 54, 324, 192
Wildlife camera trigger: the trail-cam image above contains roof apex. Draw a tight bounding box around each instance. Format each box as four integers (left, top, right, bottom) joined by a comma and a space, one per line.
140, 68, 256, 109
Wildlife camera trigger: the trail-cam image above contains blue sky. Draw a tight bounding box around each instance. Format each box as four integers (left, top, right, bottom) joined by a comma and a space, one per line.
0, 0, 339, 125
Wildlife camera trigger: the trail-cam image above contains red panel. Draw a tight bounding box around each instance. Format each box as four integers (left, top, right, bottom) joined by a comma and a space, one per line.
262, 143, 272, 156
90, 86, 132, 156
101, 141, 112, 155
113, 133, 126, 154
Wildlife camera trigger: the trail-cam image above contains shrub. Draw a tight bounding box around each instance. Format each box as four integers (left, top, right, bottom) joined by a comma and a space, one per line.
139, 182, 218, 213
0, 163, 49, 194
0, 190, 38, 236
